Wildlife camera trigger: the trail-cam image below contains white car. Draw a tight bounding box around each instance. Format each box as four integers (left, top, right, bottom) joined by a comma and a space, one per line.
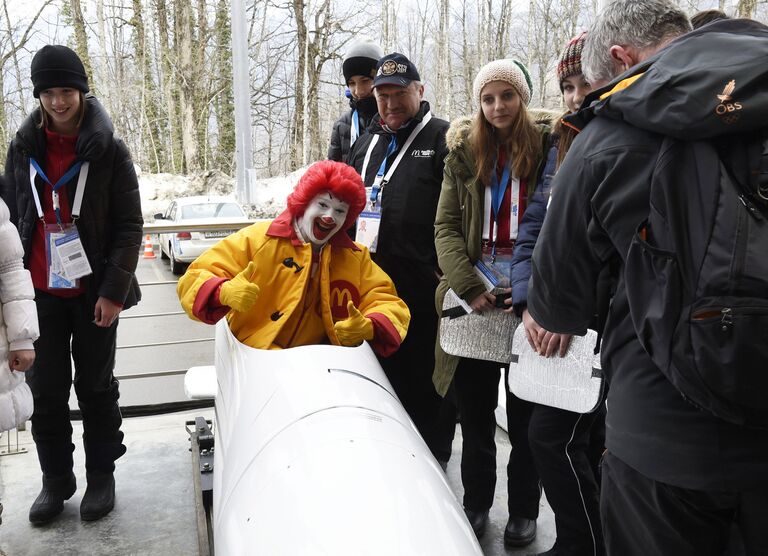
155, 196, 249, 274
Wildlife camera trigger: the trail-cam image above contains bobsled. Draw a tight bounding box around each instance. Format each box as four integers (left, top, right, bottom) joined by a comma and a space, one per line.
185, 319, 482, 555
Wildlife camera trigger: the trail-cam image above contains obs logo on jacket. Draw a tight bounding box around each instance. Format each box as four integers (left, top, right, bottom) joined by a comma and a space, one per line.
329, 280, 361, 319
715, 80, 742, 124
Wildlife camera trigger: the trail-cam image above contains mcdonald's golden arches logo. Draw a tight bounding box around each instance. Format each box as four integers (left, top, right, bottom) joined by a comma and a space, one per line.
329, 280, 361, 319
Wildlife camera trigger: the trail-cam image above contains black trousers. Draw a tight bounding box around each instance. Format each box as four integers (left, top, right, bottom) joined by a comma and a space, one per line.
26, 291, 126, 475
529, 403, 606, 556
379, 304, 456, 461
601, 452, 768, 556
375, 254, 456, 462
454, 357, 540, 517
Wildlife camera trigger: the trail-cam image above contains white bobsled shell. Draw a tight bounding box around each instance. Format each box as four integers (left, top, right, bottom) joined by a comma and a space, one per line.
212, 320, 483, 556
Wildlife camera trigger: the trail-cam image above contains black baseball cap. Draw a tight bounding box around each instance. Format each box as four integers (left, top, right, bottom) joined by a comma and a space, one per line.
373, 53, 421, 88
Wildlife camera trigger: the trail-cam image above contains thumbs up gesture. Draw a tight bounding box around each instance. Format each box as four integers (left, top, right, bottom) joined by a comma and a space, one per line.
219, 261, 261, 312
334, 301, 374, 346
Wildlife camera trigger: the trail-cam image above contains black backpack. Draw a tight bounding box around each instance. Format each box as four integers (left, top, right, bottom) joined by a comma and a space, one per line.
625, 132, 768, 428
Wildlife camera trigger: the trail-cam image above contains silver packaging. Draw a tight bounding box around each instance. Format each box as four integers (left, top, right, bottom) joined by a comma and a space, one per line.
508, 327, 604, 413
439, 288, 520, 364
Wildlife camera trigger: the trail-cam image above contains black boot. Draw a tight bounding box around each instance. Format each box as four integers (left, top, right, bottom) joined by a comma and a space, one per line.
80, 471, 115, 521
29, 473, 77, 524
464, 507, 490, 537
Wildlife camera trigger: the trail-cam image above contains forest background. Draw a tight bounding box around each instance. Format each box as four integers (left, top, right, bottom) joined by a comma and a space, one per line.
1, 0, 766, 182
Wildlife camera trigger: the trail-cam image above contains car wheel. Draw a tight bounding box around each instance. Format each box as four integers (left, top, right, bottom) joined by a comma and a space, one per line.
170, 247, 185, 275
160, 241, 169, 260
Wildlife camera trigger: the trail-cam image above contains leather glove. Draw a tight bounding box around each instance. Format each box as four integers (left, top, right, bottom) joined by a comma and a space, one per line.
219, 261, 260, 312
334, 301, 374, 346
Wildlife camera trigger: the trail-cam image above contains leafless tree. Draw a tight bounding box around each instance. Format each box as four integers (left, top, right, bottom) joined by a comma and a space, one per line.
0, 0, 52, 141
2, 0, 764, 180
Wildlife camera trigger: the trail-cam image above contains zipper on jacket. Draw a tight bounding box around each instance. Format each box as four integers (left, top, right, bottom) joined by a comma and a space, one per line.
692, 305, 768, 323
720, 307, 732, 332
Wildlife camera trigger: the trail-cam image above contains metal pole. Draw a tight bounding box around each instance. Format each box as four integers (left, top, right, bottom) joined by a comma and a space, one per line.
231, 0, 254, 204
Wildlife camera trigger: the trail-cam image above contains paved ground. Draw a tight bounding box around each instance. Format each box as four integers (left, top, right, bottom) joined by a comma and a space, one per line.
1, 412, 555, 556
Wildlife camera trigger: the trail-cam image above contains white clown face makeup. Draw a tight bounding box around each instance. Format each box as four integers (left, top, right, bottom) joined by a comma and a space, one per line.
296, 191, 350, 247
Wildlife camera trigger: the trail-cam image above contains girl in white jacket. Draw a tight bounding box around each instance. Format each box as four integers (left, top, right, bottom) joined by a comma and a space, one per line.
0, 195, 39, 523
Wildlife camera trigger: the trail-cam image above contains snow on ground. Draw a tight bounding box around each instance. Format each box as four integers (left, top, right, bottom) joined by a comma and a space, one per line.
137, 165, 308, 222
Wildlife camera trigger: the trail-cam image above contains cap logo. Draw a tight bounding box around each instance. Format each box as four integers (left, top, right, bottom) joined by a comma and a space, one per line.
381, 60, 398, 76
715, 79, 742, 124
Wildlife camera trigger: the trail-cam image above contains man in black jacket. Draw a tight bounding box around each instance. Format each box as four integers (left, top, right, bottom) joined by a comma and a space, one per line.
347, 53, 454, 465
528, 2, 768, 554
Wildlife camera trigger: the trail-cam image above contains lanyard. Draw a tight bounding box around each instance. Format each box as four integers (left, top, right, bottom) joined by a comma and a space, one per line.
350, 109, 360, 146
361, 111, 433, 206
29, 159, 90, 225
370, 136, 398, 204
485, 156, 518, 261
490, 156, 512, 220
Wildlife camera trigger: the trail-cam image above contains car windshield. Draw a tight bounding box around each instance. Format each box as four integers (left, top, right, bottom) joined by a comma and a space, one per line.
180, 202, 244, 219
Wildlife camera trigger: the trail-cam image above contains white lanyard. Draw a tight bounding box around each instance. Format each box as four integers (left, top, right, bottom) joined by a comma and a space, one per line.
360, 111, 433, 187
29, 161, 90, 220
482, 175, 521, 243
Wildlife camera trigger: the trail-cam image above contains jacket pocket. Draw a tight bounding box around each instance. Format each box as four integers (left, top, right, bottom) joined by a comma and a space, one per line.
624, 221, 682, 372
690, 296, 768, 411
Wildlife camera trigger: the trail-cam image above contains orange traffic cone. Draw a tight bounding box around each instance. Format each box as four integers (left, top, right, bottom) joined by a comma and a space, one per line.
142, 234, 156, 259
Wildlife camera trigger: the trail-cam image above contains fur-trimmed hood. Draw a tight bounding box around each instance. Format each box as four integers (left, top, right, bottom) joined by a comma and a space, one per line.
446, 115, 473, 152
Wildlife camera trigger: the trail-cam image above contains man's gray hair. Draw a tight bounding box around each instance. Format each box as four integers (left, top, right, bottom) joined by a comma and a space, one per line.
583, 0, 691, 84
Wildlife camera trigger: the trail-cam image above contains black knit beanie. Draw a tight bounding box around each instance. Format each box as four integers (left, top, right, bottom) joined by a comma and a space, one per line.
31, 45, 89, 98
342, 39, 384, 82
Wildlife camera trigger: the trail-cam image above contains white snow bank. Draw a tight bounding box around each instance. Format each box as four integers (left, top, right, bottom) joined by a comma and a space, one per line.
244, 166, 308, 218
138, 166, 309, 222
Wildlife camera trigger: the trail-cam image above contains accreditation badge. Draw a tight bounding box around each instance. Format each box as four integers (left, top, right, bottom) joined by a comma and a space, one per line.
44, 223, 92, 288
355, 201, 381, 253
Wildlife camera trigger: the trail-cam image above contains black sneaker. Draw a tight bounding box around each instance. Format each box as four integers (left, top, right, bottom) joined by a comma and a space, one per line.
80, 472, 115, 521
29, 473, 77, 525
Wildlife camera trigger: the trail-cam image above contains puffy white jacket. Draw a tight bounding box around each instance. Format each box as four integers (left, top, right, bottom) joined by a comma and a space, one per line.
0, 197, 38, 432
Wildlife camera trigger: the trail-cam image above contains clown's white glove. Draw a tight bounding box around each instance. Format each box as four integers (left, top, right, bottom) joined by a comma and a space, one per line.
334, 301, 374, 346
219, 261, 260, 312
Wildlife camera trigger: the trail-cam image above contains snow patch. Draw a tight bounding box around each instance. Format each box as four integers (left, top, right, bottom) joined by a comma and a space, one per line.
138, 167, 308, 221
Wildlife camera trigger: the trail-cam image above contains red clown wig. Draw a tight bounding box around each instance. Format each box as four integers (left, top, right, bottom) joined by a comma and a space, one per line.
287, 160, 366, 231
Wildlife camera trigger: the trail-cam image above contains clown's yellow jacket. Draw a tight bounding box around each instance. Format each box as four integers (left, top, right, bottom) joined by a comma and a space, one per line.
177, 210, 410, 356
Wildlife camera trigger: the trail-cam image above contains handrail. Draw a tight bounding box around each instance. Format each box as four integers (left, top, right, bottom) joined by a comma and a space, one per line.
143, 220, 265, 234
118, 338, 214, 350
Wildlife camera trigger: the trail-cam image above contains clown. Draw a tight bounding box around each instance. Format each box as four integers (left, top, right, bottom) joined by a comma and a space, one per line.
177, 160, 410, 355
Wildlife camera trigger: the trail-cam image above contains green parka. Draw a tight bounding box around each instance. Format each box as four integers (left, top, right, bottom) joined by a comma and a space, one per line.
432, 115, 551, 396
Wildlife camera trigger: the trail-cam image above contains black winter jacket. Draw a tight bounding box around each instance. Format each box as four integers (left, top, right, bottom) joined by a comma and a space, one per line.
327, 96, 378, 163
347, 101, 449, 315
1, 96, 143, 309
528, 19, 768, 491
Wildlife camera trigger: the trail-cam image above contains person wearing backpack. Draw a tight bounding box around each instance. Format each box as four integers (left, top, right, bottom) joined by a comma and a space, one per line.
527, 3, 768, 555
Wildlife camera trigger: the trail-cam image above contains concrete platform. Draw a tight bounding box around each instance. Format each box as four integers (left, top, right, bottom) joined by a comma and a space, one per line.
1, 411, 554, 555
